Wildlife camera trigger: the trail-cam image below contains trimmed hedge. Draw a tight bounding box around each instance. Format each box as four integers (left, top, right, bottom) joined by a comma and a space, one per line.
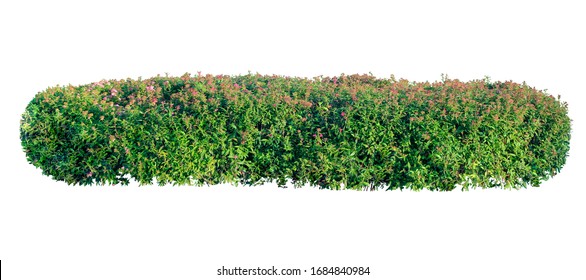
20, 73, 571, 190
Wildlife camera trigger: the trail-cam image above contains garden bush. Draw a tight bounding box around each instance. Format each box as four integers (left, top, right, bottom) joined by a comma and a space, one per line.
20, 73, 571, 190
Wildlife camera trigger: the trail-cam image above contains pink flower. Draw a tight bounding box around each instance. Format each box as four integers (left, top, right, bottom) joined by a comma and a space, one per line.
111, 88, 118, 95
341, 111, 345, 117
146, 85, 154, 92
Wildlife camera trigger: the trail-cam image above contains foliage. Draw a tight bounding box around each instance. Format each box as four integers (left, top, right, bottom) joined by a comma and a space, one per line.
20, 73, 572, 190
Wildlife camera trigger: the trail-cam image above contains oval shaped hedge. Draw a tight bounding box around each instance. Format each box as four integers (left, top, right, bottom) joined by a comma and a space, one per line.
20, 73, 571, 190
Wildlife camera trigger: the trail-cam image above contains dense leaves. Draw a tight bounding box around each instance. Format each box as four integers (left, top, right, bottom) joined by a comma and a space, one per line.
20, 73, 571, 190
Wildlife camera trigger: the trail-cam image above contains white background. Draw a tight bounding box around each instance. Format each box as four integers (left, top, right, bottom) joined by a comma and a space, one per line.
1, 0, 585, 279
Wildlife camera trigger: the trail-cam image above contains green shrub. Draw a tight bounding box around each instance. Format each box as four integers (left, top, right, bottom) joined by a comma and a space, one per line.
19, 73, 571, 190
